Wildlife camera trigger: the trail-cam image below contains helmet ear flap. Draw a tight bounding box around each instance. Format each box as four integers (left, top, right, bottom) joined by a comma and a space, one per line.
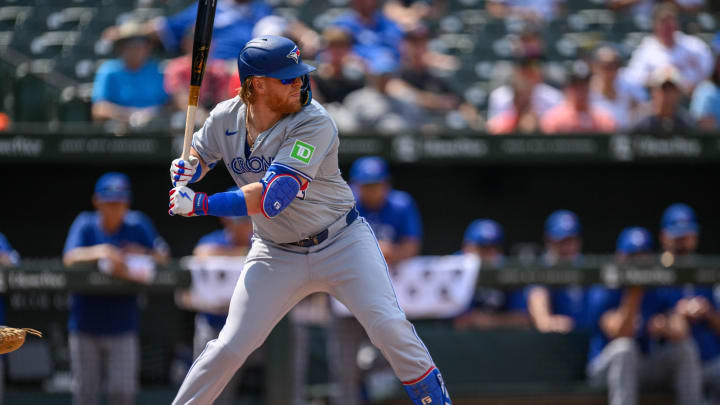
299, 74, 312, 106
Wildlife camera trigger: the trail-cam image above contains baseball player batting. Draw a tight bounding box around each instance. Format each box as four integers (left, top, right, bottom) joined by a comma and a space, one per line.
168, 35, 452, 405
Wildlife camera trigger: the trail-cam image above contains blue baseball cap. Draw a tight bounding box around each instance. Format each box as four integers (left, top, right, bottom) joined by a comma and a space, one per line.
464, 219, 504, 247
545, 210, 581, 241
349, 156, 390, 185
661, 203, 699, 237
94, 172, 131, 202
616, 226, 653, 254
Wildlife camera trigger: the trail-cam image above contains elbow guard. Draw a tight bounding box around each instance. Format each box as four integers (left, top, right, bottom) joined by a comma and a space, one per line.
260, 172, 302, 218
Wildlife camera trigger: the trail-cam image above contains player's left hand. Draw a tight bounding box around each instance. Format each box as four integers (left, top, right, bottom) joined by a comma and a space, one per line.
169, 186, 208, 217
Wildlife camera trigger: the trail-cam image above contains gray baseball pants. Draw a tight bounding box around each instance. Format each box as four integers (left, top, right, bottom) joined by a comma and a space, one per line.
69, 331, 138, 405
587, 337, 703, 405
172, 217, 435, 404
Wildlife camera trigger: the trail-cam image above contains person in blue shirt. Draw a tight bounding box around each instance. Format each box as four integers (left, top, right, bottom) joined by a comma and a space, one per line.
350, 156, 422, 267
690, 54, 720, 131
527, 210, 589, 333
62, 173, 169, 405
659, 204, 720, 402
331, 0, 405, 68
92, 21, 168, 125
0, 232, 19, 405
453, 219, 530, 330
151, 0, 272, 60
329, 156, 423, 405
586, 226, 702, 405
176, 204, 253, 405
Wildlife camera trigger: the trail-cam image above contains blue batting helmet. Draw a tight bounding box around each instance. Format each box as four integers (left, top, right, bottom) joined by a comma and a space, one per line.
237, 35, 316, 106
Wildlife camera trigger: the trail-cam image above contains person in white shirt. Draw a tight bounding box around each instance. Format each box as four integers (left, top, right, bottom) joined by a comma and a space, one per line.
624, 2, 713, 95
589, 45, 648, 131
487, 56, 563, 122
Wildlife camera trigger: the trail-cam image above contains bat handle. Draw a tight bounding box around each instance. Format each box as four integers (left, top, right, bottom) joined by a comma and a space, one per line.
181, 85, 201, 161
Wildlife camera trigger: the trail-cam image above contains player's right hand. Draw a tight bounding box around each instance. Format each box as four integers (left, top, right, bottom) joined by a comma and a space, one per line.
170, 156, 199, 187
169, 186, 208, 217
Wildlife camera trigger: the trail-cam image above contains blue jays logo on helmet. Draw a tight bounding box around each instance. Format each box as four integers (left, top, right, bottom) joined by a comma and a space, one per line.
287, 46, 300, 64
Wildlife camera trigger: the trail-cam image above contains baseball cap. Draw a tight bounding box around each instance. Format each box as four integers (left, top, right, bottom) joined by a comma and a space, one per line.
464, 219, 504, 247
349, 156, 390, 185
545, 210, 581, 241
661, 203, 699, 237
616, 226, 653, 255
94, 172, 131, 202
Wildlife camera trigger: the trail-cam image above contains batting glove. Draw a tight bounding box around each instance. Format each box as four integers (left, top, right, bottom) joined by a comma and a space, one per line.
170, 156, 200, 187
169, 186, 208, 217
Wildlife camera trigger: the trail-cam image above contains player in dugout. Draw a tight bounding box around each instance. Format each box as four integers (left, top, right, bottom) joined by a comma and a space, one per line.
329, 156, 423, 405
453, 219, 530, 330
62, 173, 169, 405
527, 209, 589, 333
0, 231, 20, 405
659, 203, 720, 403
168, 36, 452, 405
586, 226, 703, 405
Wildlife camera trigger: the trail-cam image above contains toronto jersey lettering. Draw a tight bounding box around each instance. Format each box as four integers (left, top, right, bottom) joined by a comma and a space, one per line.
192, 97, 356, 244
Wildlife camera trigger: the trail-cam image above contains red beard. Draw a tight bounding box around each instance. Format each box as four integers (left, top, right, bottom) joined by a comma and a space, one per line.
267, 90, 302, 115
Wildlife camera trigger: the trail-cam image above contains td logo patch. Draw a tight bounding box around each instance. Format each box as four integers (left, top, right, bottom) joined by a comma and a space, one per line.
290, 140, 315, 164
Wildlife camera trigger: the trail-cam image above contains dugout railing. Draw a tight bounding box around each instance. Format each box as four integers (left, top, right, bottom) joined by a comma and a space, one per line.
2, 256, 720, 404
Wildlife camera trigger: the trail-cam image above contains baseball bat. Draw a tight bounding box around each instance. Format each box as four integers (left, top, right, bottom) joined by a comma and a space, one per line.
181, 0, 218, 161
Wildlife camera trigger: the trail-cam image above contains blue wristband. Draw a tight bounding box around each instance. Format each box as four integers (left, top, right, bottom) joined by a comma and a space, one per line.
207, 189, 248, 217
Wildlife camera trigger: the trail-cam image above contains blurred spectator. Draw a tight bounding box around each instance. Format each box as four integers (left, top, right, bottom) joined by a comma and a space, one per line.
339, 58, 424, 134
487, 56, 563, 126
252, 15, 321, 59
164, 28, 231, 128
527, 210, 587, 333
311, 27, 367, 104
62, 173, 169, 405
329, 156, 422, 405
0, 112, 9, 131
175, 208, 253, 405
487, 70, 540, 134
659, 204, 720, 403
150, 0, 272, 60
690, 54, 720, 131
0, 232, 19, 405
332, 0, 404, 66
589, 45, 648, 131
625, 2, 713, 95
586, 227, 703, 405
386, 25, 481, 129
92, 22, 168, 126
486, 0, 565, 22
633, 65, 694, 133
383, 0, 448, 30
454, 219, 531, 330
540, 62, 616, 134
607, 0, 704, 17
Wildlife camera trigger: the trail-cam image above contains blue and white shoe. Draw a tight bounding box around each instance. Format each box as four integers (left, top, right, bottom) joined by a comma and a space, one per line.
403, 366, 452, 405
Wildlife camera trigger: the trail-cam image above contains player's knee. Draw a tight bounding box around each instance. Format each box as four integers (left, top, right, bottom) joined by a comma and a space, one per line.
607, 337, 639, 358
368, 315, 413, 344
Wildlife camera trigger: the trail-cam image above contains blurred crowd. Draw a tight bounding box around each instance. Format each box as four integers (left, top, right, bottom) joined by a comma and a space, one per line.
79, 0, 720, 134
0, 155, 713, 405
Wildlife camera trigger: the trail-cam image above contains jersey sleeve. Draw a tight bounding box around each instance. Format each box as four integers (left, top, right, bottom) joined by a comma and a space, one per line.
192, 110, 223, 168
398, 196, 423, 240
270, 114, 337, 183
63, 214, 92, 254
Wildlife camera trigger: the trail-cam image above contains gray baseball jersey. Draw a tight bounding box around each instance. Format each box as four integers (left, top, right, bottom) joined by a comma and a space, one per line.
192, 97, 356, 244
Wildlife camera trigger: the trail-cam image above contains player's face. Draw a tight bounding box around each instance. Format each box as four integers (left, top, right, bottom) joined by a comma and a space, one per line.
660, 232, 698, 256
547, 236, 582, 261
463, 245, 503, 266
264, 77, 303, 115
93, 199, 129, 232
357, 182, 389, 210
